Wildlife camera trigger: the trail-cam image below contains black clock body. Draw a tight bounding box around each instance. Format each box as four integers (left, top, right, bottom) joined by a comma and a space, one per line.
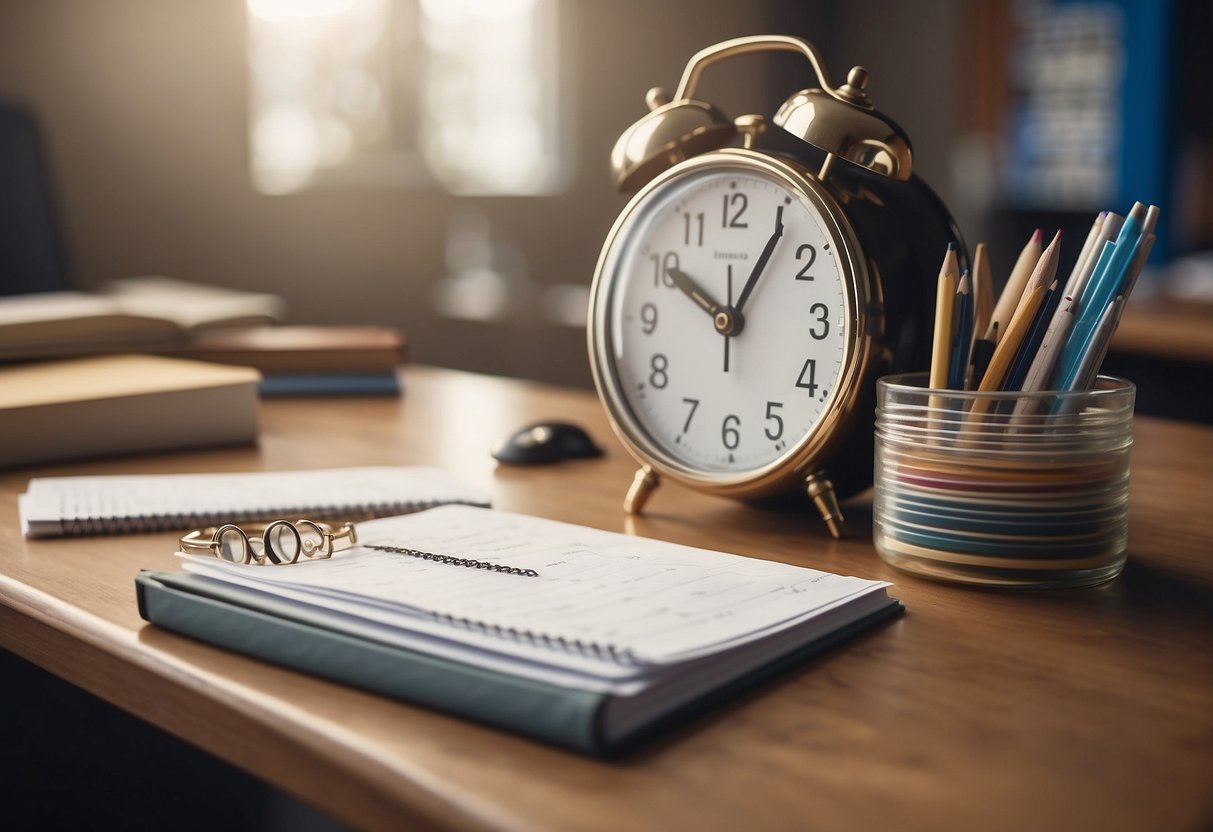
758, 134, 969, 498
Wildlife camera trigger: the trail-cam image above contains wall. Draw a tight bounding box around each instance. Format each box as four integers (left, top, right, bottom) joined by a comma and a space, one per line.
0, 0, 968, 387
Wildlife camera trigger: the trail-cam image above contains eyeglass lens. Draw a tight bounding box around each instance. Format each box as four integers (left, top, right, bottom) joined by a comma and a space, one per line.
217, 526, 248, 563
264, 520, 302, 564
295, 520, 329, 558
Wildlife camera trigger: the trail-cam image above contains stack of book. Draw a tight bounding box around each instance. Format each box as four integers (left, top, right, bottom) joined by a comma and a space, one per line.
0, 277, 406, 396
0, 277, 284, 362
180, 325, 407, 396
0, 354, 260, 468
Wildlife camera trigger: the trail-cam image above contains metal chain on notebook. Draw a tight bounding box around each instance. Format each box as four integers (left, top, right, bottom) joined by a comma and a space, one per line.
364, 544, 539, 577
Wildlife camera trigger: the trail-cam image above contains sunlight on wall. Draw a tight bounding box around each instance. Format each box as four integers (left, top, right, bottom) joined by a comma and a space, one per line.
417, 0, 563, 195
246, 0, 563, 196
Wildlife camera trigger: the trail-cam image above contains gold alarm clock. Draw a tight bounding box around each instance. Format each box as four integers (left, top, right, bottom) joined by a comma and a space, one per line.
587, 35, 966, 537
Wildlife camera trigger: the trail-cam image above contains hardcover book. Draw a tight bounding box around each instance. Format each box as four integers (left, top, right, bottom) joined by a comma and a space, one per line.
0, 277, 283, 361
0, 354, 260, 468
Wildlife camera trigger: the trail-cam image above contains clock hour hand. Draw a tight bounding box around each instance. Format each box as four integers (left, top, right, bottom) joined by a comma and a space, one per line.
668, 266, 743, 338
734, 205, 784, 314
666, 266, 723, 318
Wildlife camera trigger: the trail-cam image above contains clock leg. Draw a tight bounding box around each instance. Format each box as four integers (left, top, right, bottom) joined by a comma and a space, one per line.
805, 470, 847, 539
624, 466, 661, 514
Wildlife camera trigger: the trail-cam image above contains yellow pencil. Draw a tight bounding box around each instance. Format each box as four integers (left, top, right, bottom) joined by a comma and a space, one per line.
984, 229, 1042, 343
971, 242, 993, 353
972, 231, 1061, 408
929, 243, 959, 390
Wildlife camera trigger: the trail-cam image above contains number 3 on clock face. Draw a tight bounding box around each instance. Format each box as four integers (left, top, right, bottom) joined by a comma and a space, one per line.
590, 150, 870, 488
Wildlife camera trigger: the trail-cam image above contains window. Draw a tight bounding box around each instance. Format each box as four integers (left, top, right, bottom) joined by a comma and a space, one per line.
247, 0, 564, 196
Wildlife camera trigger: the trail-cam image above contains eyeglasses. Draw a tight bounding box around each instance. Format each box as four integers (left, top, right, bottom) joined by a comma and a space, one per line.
179, 519, 358, 566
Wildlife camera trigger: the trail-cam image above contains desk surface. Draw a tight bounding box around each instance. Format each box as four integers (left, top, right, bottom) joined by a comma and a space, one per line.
1111, 297, 1213, 364
2, 366, 1211, 831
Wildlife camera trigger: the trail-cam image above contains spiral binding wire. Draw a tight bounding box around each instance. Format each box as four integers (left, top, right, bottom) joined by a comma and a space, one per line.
427, 610, 640, 666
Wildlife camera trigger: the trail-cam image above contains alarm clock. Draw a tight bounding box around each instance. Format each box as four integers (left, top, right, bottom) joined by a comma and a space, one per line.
587, 35, 967, 537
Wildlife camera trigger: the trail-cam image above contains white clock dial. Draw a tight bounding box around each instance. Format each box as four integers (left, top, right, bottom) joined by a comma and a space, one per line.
599, 161, 853, 476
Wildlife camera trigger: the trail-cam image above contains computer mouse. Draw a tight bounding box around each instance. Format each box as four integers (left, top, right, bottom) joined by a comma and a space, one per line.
491, 421, 604, 465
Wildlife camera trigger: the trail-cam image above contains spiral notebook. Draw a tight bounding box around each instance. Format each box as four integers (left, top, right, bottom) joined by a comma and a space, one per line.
20, 466, 489, 537
137, 505, 901, 755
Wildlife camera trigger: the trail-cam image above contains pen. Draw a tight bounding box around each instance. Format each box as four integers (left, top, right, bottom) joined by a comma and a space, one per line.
948, 271, 973, 390
1075, 296, 1126, 390
929, 243, 959, 391
1122, 232, 1156, 299
1120, 206, 1159, 298
1051, 243, 1113, 390
1061, 211, 1105, 298
1061, 211, 1118, 303
1011, 298, 1076, 422
1102, 203, 1149, 298
1039, 211, 1116, 370
1052, 296, 1124, 416
1078, 202, 1145, 310
1056, 203, 1146, 387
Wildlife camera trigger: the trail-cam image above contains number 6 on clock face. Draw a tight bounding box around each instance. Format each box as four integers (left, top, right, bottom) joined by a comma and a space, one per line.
589, 149, 874, 496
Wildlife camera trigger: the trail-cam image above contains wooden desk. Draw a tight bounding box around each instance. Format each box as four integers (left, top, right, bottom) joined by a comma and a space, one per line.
1111, 297, 1213, 364
1, 366, 1211, 831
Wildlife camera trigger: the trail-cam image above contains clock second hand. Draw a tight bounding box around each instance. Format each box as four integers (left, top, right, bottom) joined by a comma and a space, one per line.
724, 265, 732, 373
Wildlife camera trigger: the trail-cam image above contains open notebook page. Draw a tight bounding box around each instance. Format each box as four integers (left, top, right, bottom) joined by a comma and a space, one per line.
179, 505, 891, 669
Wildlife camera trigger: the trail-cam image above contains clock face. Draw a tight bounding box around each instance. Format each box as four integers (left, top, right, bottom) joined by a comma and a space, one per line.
593, 154, 860, 481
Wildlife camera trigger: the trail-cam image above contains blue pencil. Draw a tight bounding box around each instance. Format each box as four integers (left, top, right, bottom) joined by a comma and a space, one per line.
1004, 278, 1060, 391
947, 271, 972, 390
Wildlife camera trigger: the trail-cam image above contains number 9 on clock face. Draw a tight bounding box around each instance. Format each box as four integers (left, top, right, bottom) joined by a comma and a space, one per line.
589, 150, 871, 491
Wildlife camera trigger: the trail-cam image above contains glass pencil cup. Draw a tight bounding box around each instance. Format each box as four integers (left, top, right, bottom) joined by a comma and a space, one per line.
872, 373, 1136, 589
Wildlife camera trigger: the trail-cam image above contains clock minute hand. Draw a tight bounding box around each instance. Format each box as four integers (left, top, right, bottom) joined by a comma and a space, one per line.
734, 205, 784, 314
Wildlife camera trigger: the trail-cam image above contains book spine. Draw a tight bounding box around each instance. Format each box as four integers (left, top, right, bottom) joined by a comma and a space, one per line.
61, 498, 489, 536
136, 571, 610, 755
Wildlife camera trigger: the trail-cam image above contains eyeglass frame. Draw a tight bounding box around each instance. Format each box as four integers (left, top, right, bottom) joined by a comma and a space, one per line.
178, 519, 358, 566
